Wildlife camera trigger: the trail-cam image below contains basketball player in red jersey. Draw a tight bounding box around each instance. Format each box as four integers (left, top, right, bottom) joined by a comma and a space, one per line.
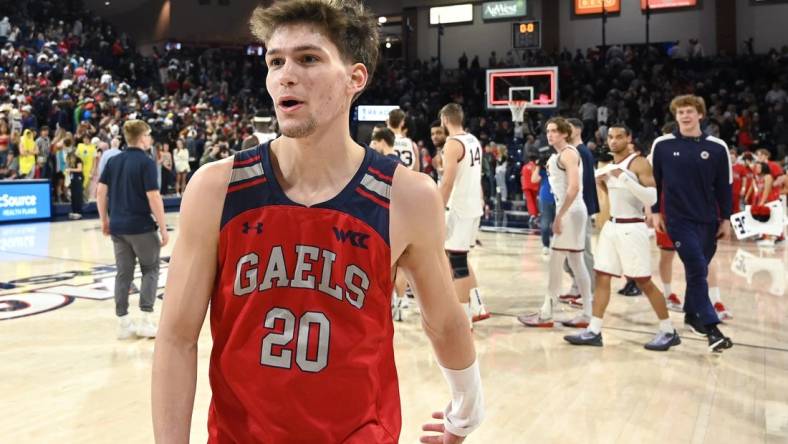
151, 2, 483, 443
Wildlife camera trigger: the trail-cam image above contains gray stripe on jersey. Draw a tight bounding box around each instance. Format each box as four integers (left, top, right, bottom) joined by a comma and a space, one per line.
231, 163, 265, 184
360, 174, 391, 199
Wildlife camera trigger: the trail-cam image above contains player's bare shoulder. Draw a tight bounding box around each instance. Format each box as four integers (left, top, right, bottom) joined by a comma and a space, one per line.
562, 146, 580, 160
629, 155, 655, 185
179, 157, 234, 231
389, 166, 444, 258
629, 155, 651, 173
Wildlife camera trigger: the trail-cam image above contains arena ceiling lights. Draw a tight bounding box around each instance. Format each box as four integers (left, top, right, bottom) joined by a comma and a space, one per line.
429, 4, 474, 25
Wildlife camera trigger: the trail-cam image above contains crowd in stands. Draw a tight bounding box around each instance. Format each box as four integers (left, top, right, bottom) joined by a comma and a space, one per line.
0, 0, 275, 216
0, 0, 787, 219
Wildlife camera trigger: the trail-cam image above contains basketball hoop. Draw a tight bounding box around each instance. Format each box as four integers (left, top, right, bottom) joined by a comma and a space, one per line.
508, 100, 527, 123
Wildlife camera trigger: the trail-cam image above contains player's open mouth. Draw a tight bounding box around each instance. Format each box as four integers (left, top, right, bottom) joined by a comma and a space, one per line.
278, 97, 304, 112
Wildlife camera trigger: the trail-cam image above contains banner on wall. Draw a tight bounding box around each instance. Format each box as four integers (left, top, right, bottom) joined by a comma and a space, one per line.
0, 180, 51, 223
641, 0, 698, 10
482, 0, 527, 20
356, 105, 400, 122
429, 4, 474, 25
574, 0, 621, 15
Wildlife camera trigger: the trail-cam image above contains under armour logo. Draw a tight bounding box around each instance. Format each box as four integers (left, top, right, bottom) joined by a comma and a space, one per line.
673, 152, 680, 157
242, 222, 263, 234
332, 227, 370, 249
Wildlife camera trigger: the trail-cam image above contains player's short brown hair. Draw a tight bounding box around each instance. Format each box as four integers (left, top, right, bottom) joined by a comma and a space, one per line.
250, 0, 379, 101
670, 95, 706, 117
439, 103, 464, 126
388, 109, 406, 129
371, 126, 395, 147
546, 117, 573, 138
123, 120, 151, 146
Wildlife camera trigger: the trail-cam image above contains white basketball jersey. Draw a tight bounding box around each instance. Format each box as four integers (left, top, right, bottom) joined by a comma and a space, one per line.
547, 146, 584, 209
254, 131, 277, 144
393, 135, 417, 170
605, 152, 646, 219
447, 133, 483, 218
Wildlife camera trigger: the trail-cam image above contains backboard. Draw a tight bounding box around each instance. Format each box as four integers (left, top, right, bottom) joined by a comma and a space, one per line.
486, 66, 558, 110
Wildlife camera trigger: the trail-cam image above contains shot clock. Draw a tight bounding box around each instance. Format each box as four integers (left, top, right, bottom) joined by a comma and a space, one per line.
512, 20, 540, 49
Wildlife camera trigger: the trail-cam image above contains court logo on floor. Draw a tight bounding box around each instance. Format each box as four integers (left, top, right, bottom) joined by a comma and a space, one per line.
0, 258, 170, 321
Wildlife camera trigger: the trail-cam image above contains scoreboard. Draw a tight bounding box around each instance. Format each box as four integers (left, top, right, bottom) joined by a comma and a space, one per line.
512, 20, 540, 49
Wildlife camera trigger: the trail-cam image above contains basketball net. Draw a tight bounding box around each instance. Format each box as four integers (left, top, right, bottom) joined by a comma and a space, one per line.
508, 100, 527, 123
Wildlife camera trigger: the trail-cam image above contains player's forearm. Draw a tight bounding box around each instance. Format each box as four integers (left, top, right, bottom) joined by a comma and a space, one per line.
438, 182, 453, 206
148, 193, 167, 230
96, 190, 108, 221
557, 185, 579, 218
421, 308, 475, 370
152, 338, 198, 444
620, 174, 657, 207
715, 178, 734, 219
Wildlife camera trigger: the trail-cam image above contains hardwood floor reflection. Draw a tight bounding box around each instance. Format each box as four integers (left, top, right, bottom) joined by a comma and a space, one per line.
1, 217, 786, 443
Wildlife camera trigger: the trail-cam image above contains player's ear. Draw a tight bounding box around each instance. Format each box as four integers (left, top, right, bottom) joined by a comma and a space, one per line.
347, 62, 368, 96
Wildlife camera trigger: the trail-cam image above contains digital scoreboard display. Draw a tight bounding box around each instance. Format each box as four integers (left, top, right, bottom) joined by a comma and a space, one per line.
574, 0, 621, 15
512, 20, 541, 49
641, 0, 698, 10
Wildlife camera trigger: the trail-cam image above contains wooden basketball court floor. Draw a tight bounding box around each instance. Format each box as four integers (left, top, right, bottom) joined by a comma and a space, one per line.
2, 214, 787, 443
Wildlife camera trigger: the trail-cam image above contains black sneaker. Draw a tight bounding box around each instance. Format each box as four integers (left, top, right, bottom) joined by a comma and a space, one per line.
622, 284, 642, 297
707, 324, 733, 353
563, 330, 603, 346
617, 280, 634, 295
684, 314, 708, 336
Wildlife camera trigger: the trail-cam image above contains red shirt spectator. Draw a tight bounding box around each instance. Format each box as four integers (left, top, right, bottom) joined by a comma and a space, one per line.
767, 161, 782, 179
521, 160, 539, 218
731, 162, 751, 213
112, 40, 124, 57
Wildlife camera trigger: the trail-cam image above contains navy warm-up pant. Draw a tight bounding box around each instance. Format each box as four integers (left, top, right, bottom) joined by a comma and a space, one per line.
666, 218, 719, 326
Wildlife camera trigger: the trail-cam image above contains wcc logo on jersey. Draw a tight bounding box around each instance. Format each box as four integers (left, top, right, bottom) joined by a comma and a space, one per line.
332, 227, 370, 249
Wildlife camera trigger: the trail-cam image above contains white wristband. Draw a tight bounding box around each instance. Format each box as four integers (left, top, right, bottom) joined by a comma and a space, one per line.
439, 359, 484, 437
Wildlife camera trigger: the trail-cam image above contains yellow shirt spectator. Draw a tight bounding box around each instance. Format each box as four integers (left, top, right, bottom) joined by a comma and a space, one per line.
19, 129, 37, 177
76, 141, 97, 189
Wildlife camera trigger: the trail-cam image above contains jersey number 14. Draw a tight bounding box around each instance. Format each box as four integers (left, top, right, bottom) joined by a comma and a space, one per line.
469, 146, 481, 167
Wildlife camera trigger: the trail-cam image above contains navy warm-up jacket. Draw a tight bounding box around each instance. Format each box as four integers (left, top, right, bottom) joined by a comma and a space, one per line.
649, 131, 733, 224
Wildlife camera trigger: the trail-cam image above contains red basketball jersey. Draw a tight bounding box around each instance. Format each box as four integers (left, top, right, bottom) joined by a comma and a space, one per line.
208, 143, 402, 443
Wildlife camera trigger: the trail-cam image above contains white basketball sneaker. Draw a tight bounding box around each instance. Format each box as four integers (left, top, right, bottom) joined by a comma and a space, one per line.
117, 315, 136, 340
136, 312, 158, 338
469, 288, 491, 322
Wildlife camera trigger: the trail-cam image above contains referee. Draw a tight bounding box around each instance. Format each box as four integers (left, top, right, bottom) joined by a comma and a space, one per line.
97, 120, 169, 340
650, 95, 733, 353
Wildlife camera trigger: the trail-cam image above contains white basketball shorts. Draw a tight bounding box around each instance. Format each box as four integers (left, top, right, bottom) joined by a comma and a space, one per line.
595, 221, 652, 278
551, 206, 587, 252
445, 211, 480, 252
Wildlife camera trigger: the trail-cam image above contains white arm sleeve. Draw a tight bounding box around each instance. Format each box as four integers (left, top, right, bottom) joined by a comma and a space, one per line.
619, 173, 657, 207
439, 359, 484, 437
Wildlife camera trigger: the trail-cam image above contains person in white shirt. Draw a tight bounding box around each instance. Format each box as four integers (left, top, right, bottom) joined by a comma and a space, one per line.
519, 117, 593, 329
387, 108, 421, 172
439, 103, 489, 325
564, 125, 679, 351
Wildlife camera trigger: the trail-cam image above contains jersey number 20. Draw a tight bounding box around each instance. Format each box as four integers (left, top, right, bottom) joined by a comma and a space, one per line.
261, 307, 330, 373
